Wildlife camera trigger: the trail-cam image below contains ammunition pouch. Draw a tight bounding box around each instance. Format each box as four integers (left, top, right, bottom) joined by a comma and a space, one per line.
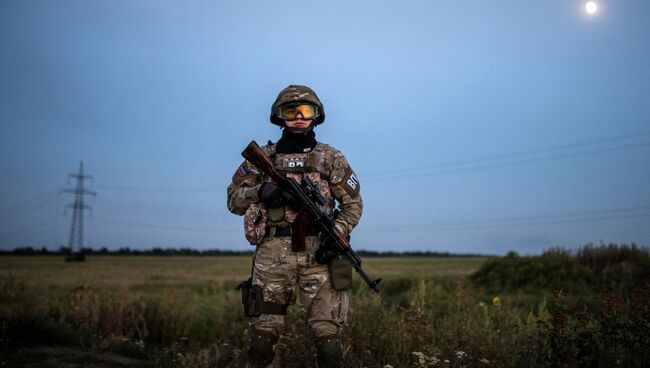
316, 234, 353, 291
244, 204, 268, 245
268, 206, 285, 222
237, 278, 289, 317
329, 256, 353, 291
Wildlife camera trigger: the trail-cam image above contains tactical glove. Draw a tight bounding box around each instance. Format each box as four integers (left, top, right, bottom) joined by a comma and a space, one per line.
315, 234, 350, 265
258, 182, 297, 208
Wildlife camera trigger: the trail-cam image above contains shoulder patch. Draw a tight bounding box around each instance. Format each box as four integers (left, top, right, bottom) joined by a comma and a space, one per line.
231, 160, 260, 186
341, 167, 360, 198
236, 164, 248, 177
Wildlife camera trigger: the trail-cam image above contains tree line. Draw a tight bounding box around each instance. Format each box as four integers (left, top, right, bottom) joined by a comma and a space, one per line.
0, 246, 486, 257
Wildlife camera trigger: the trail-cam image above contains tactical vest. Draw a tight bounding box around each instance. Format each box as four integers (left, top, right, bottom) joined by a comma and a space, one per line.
265, 143, 335, 226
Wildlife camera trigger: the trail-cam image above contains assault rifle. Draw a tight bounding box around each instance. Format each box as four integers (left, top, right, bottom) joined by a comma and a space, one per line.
242, 141, 382, 293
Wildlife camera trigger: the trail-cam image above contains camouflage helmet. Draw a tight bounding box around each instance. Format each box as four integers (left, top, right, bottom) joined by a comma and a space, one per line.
270, 85, 326, 127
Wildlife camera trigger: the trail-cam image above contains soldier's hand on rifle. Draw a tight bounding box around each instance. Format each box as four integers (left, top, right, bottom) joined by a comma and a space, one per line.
315, 235, 339, 265
315, 231, 350, 265
258, 182, 297, 208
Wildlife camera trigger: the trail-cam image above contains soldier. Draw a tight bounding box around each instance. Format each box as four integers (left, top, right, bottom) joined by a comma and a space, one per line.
227, 85, 363, 368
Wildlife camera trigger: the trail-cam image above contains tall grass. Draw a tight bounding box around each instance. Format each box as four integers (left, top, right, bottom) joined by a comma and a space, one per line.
1, 245, 648, 367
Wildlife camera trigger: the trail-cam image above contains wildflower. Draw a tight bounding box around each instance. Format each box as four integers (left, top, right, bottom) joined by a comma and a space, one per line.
443, 359, 450, 363
455, 350, 467, 359
412, 351, 440, 366
492, 296, 501, 307
412, 352, 426, 366
478, 301, 486, 307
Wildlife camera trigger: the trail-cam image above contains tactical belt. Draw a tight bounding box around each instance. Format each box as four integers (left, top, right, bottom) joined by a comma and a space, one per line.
260, 301, 289, 315
265, 226, 320, 238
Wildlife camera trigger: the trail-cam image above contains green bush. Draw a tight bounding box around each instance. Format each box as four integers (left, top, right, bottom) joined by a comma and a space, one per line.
470, 244, 650, 294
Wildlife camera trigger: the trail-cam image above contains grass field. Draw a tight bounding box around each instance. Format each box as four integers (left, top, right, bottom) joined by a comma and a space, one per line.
1, 249, 647, 367
0, 256, 485, 289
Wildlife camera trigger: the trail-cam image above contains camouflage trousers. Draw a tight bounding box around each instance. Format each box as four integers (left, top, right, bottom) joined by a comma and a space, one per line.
251, 235, 349, 339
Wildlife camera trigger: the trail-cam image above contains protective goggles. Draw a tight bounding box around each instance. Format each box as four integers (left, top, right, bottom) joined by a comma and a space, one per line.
276, 103, 320, 120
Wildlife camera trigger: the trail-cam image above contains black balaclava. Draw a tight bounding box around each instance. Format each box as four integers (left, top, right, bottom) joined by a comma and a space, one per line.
275, 128, 317, 154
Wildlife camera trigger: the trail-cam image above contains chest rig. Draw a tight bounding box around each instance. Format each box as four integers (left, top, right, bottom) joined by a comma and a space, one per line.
266, 144, 335, 226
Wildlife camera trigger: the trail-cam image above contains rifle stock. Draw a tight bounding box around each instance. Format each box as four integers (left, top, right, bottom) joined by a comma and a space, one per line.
241, 140, 381, 293
242, 141, 284, 183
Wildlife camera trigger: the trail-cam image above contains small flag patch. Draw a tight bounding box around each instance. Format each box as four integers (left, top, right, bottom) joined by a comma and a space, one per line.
237, 165, 248, 177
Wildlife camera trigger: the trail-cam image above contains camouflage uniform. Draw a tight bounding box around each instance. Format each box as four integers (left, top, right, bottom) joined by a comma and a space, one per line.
227, 87, 362, 367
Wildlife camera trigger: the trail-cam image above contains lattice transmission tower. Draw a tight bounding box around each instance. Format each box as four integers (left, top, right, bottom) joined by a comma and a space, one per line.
61, 161, 96, 261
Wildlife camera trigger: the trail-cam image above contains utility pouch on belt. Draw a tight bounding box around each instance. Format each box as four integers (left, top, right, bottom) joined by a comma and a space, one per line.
236, 278, 289, 316
329, 256, 353, 290
268, 207, 285, 222
237, 277, 263, 317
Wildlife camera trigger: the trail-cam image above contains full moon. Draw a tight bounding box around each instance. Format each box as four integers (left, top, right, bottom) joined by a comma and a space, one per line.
586, 1, 598, 14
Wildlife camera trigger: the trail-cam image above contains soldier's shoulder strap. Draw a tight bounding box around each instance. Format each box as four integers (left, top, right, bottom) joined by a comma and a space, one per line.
262, 140, 276, 158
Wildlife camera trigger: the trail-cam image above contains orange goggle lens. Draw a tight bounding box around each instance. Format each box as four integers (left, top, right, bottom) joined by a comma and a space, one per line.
277, 104, 319, 120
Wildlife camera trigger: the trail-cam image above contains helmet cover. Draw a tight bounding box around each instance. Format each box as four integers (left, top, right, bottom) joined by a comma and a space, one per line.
270, 85, 326, 127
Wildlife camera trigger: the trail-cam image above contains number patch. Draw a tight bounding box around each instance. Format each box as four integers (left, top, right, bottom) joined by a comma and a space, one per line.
340, 169, 360, 198
346, 174, 359, 190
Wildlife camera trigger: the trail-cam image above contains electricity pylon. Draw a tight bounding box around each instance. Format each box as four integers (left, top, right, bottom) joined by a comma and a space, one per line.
61, 161, 96, 262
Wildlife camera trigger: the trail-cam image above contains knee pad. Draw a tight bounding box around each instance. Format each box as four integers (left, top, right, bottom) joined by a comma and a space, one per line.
248, 330, 279, 368
315, 335, 343, 368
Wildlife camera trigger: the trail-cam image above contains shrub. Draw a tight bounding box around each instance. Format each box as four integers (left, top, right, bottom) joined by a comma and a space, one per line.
470, 243, 650, 294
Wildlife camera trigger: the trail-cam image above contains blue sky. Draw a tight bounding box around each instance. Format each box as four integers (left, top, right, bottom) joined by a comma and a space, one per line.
1, 0, 648, 254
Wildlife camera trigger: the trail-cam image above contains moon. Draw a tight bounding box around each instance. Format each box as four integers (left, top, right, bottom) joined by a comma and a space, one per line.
585, 1, 598, 14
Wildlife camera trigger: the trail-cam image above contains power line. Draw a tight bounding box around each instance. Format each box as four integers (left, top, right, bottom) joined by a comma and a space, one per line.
385, 212, 650, 233
94, 186, 218, 193
9, 197, 60, 218
0, 216, 60, 241
365, 130, 650, 182
56, 130, 650, 190
97, 205, 650, 236
361, 205, 650, 233
0, 191, 57, 213
367, 129, 650, 177
366, 141, 650, 182
94, 217, 238, 233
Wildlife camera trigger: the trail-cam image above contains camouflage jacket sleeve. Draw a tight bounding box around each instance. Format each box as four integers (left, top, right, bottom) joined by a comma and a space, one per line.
227, 159, 264, 216
327, 148, 363, 236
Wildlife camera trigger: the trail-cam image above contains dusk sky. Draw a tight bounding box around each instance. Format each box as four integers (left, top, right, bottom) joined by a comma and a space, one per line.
1, 0, 648, 254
